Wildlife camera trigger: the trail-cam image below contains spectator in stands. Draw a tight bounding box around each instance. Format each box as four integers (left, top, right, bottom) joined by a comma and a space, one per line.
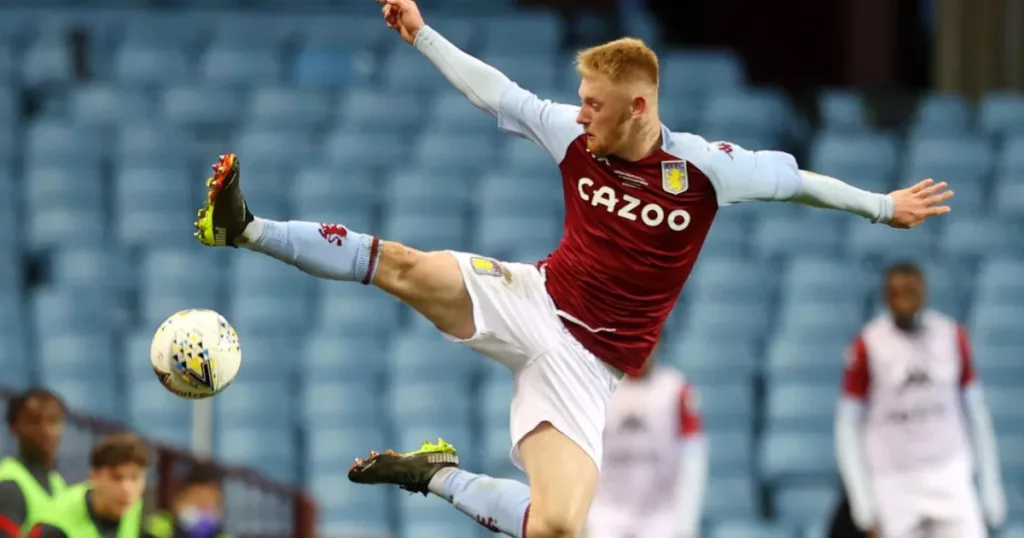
0, 388, 67, 537
30, 433, 152, 538
585, 344, 707, 538
146, 463, 230, 538
835, 262, 1006, 538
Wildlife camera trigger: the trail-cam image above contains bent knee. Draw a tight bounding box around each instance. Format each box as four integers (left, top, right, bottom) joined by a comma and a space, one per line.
526, 510, 584, 538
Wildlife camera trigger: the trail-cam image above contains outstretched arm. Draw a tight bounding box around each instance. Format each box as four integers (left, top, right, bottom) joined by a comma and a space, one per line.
380, 0, 581, 161
699, 139, 953, 228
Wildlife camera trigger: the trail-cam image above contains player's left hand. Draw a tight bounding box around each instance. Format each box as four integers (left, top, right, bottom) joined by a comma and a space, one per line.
887, 178, 953, 229
377, 0, 425, 45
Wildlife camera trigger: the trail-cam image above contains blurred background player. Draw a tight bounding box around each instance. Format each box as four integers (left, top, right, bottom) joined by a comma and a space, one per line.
30, 433, 151, 538
192, 0, 953, 535
586, 344, 707, 538
0, 388, 67, 537
146, 462, 230, 538
835, 262, 1006, 538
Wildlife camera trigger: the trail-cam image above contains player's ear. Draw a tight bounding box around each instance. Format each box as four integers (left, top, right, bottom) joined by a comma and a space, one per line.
630, 95, 647, 118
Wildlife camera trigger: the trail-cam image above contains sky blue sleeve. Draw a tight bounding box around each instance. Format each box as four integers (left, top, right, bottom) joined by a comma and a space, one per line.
497, 84, 584, 164
699, 140, 804, 206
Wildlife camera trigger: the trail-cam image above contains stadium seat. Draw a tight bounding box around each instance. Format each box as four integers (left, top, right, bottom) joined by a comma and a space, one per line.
113, 45, 192, 85
773, 484, 839, 526
474, 172, 563, 217
817, 90, 869, 132
664, 337, 758, 382
31, 288, 123, 336
753, 216, 843, 258
428, 91, 502, 134
69, 85, 152, 125
114, 123, 199, 167
704, 477, 760, 522
300, 15, 388, 52
49, 247, 131, 291
382, 47, 452, 91
311, 474, 390, 533
411, 131, 499, 173
706, 430, 754, 474
759, 430, 837, 483
807, 132, 899, 186
215, 381, 296, 427
481, 14, 562, 55
975, 258, 1024, 306
397, 500, 481, 538
200, 47, 284, 85
904, 136, 993, 183
973, 342, 1024, 384
236, 128, 319, 168
49, 379, 121, 420
114, 164, 195, 246
384, 171, 473, 215
782, 257, 872, 302
480, 54, 559, 93
316, 284, 402, 337
993, 176, 1024, 217
911, 94, 971, 132
301, 332, 389, 385
382, 212, 468, 252
162, 86, 245, 126
701, 89, 792, 137
125, 384, 193, 443
939, 217, 1024, 258
688, 256, 777, 303
21, 41, 72, 85
970, 303, 1024, 347
302, 384, 384, 429
765, 383, 838, 432
216, 427, 298, 483
999, 135, 1024, 175
481, 425, 520, 479
710, 520, 796, 538
765, 337, 847, 383
386, 331, 480, 384
997, 434, 1024, 477
0, 323, 29, 389
25, 122, 107, 167
702, 214, 749, 256
660, 50, 745, 94
293, 168, 379, 216
227, 291, 310, 337
681, 300, 773, 343
979, 92, 1024, 137
984, 387, 1024, 432
776, 299, 863, 343
37, 331, 117, 381
387, 380, 473, 429
473, 214, 559, 257
337, 88, 426, 134
479, 378, 513, 423
323, 130, 406, 169
248, 87, 332, 130
694, 382, 754, 430
232, 335, 302, 382
305, 427, 387, 477
846, 223, 936, 260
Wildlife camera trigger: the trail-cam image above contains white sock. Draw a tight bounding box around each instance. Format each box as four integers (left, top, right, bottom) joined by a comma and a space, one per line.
240, 218, 382, 284
428, 468, 532, 537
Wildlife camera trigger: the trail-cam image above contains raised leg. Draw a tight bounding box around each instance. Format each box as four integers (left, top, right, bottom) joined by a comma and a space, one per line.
518, 422, 600, 538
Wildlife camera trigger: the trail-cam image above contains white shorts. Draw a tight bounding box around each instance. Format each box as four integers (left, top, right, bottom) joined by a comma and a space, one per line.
874, 460, 987, 538
441, 251, 622, 471
586, 504, 677, 538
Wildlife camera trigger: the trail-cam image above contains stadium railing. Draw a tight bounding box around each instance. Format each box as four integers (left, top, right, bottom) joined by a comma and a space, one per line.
0, 387, 317, 538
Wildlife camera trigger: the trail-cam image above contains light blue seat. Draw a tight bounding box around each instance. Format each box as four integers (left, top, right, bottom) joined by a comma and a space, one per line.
475, 172, 561, 217
300, 15, 388, 52
216, 427, 297, 483
702, 214, 748, 256
817, 90, 868, 131
311, 474, 390, 533
387, 380, 472, 427
248, 87, 331, 129
0, 328, 29, 389
911, 94, 971, 132
777, 300, 863, 343
24, 168, 105, 249
660, 50, 744, 93
681, 300, 772, 343
688, 257, 777, 302
695, 382, 754, 429
115, 124, 198, 166
69, 85, 152, 124
236, 128, 318, 168
0, 246, 18, 294
847, 224, 936, 260
382, 213, 467, 252
387, 332, 479, 383
293, 48, 369, 87
993, 175, 1024, 217
139, 290, 224, 331
293, 168, 378, 215
211, 15, 297, 49
481, 14, 562, 55
231, 252, 309, 291
231, 335, 301, 382
783, 257, 871, 302
711, 520, 795, 538
37, 332, 116, 381
21, 41, 71, 84
939, 217, 1024, 257
807, 132, 899, 184
481, 426, 519, 479
704, 477, 759, 521
765, 337, 847, 383
302, 329, 388, 383
302, 384, 383, 429
474, 215, 559, 258
480, 54, 558, 92
125, 383, 192, 436
123, 330, 161, 382
428, 92, 502, 134
411, 132, 498, 173
49, 380, 120, 419
701, 89, 791, 136
227, 291, 310, 337
338, 88, 425, 133
215, 381, 295, 426
979, 92, 1024, 137
49, 247, 131, 291
323, 130, 406, 168
384, 171, 472, 215
25, 122, 107, 166
766, 384, 838, 431
383, 47, 450, 91
973, 342, 1024, 383
969, 303, 1024, 347
774, 484, 839, 526
664, 337, 758, 382
316, 284, 401, 337
140, 247, 227, 298
904, 136, 993, 182
707, 430, 753, 474
479, 379, 513, 424
975, 258, 1024, 306
760, 430, 837, 482
397, 497, 476, 537
162, 86, 245, 126
986, 388, 1024, 432
753, 216, 843, 258
305, 427, 387, 477
200, 47, 283, 85
31, 288, 120, 335
114, 165, 194, 246
997, 435, 1024, 476
120, 13, 208, 48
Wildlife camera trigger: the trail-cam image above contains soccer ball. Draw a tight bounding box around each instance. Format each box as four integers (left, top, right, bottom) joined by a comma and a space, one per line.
150, 309, 242, 399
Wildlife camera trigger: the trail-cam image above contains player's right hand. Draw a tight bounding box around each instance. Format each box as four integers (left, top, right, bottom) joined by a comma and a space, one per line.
377, 0, 425, 45
887, 178, 953, 229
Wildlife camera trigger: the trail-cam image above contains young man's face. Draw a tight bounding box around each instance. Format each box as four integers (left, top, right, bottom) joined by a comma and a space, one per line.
11, 396, 64, 462
173, 482, 224, 518
90, 463, 147, 517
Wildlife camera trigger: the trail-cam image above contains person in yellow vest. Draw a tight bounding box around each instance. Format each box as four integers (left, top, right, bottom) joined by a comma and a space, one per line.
145, 463, 230, 538
29, 433, 152, 538
0, 388, 67, 537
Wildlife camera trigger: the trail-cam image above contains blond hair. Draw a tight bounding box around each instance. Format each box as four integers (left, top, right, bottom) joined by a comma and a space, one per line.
575, 38, 659, 86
